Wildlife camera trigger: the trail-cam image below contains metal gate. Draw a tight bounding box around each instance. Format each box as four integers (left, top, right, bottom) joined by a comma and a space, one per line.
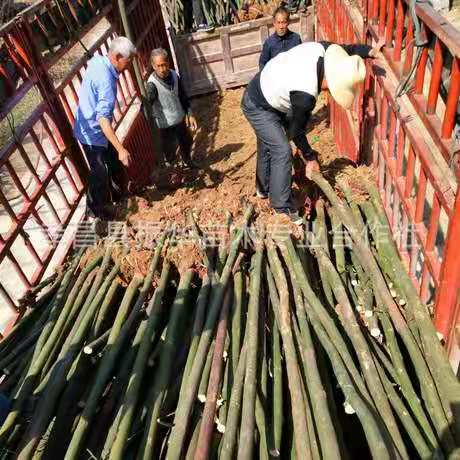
0, 0, 168, 335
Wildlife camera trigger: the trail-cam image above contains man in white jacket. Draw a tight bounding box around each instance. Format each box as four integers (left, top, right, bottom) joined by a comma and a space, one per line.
242, 40, 384, 224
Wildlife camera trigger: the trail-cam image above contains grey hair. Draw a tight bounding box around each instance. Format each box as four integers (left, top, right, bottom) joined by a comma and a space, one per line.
109, 36, 137, 58
150, 48, 169, 61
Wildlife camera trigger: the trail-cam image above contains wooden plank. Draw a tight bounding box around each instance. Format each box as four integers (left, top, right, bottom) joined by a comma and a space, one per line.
221, 32, 234, 81
173, 9, 314, 96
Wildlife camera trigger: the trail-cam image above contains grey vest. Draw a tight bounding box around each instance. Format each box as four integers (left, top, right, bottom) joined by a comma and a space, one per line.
148, 70, 185, 129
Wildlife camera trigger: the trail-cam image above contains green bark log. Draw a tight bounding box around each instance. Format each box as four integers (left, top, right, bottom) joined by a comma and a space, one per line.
237, 248, 263, 460
166, 206, 253, 460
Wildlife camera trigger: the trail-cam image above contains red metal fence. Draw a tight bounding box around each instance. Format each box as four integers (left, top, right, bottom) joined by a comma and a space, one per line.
0, 0, 167, 333
316, 0, 460, 363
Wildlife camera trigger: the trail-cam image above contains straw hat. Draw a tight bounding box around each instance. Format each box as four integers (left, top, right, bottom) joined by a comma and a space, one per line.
324, 44, 366, 110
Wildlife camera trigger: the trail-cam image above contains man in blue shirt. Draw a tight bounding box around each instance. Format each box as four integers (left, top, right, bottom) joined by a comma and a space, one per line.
259, 6, 301, 71
74, 36, 136, 221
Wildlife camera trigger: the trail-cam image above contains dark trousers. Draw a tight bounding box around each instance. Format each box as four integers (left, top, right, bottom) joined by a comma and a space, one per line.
81, 142, 127, 220
241, 90, 292, 211
159, 120, 193, 165
192, 0, 205, 25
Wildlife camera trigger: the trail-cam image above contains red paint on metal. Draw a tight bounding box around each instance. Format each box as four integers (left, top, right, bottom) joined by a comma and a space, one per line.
441, 57, 460, 139
402, 19, 414, 76
393, 0, 404, 60
415, 45, 429, 94
385, 0, 395, 46
427, 38, 444, 115
435, 189, 460, 342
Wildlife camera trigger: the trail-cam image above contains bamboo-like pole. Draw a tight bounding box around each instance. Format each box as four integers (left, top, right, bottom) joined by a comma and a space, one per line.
0, 250, 84, 442
373, 355, 437, 459
109, 259, 173, 460
237, 247, 263, 460
310, 172, 455, 451
180, 275, 212, 385
219, 344, 248, 460
278, 244, 341, 460
64, 273, 144, 460
362, 190, 460, 439
194, 285, 233, 460
282, 238, 372, 403
314, 247, 407, 459
266, 241, 311, 460
136, 267, 195, 460
270, 301, 283, 457
166, 206, 253, 460
309, 307, 391, 460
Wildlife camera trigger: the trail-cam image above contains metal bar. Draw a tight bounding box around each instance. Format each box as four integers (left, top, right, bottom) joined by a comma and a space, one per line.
380, 95, 389, 140
19, 231, 44, 269
400, 210, 410, 261
392, 188, 401, 231
0, 283, 17, 314
395, 123, 405, 176
379, 0, 388, 36
7, 251, 32, 290
427, 38, 444, 115
385, 0, 395, 46
404, 145, 416, 199
3, 33, 30, 81
402, 19, 414, 76
59, 92, 75, 124
434, 189, 460, 340
31, 209, 54, 245
5, 160, 31, 202
376, 133, 442, 282
441, 57, 460, 139
388, 110, 397, 158
415, 45, 429, 94
414, 169, 427, 224
426, 195, 441, 252
29, 128, 53, 168
394, 3, 405, 60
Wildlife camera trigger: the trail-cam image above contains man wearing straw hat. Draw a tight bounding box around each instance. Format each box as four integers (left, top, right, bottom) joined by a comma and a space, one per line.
242, 40, 384, 225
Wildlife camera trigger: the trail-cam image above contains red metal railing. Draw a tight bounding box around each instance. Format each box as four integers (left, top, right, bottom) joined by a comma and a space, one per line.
367, 0, 460, 168
0, 0, 167, 332
316, 0, 460, 360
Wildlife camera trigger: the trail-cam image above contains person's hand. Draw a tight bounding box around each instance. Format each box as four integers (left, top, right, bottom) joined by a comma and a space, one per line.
186, 114, 198, 131
370, 38, 385, 58
305, 159, 320, 179
118, 147, 131, 167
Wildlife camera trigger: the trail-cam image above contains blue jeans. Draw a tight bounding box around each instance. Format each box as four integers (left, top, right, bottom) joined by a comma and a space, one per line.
81, 143, 127, 220
241, 90, 292, 211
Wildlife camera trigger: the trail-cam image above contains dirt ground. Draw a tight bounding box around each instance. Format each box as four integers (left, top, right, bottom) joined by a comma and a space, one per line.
127, 87, 375, 234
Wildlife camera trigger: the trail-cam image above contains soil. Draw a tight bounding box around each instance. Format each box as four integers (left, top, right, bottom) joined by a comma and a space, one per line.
128, 88, 373, 225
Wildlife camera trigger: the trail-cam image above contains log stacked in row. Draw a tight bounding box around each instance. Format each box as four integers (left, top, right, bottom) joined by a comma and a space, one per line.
0, 173, 459, 459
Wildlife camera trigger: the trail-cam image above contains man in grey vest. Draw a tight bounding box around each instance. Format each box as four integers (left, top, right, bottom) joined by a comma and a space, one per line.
146, 48, 198, 168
